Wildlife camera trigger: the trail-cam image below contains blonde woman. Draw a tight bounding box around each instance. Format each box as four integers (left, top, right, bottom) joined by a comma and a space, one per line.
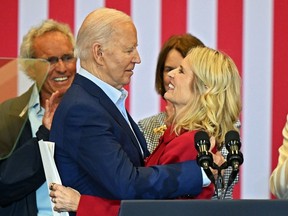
49, 46, 241, 216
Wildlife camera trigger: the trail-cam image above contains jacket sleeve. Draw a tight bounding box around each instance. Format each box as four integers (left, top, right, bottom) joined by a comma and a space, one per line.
52, 102, 203, 200
150, 131, 214, 199
0, 125, 48, 206
76, 195, 120, 216
270, 116, 288, 199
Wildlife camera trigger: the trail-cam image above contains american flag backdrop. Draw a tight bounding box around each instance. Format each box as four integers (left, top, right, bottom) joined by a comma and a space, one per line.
1, 0, 288, 200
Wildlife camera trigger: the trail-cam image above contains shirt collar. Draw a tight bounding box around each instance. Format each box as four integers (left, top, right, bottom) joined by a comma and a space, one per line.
77, 67, 128, 104
28, 84, 42, 114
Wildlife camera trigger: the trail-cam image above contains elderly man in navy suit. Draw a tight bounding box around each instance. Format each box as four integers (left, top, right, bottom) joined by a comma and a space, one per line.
49, 7, 213, 215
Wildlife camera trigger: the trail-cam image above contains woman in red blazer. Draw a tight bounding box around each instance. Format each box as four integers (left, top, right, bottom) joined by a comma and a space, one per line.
49, 46, 241, 215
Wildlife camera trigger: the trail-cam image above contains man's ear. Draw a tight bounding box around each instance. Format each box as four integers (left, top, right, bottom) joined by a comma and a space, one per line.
92, 43, 104, 65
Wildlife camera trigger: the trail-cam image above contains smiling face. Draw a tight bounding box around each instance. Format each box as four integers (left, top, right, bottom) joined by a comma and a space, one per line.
164, 56, 194, 112
33, 31, 76, 104
163, 49, 184, 93
99, 22, 141, 89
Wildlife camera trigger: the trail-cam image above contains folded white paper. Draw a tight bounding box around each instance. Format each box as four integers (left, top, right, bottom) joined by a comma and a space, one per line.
38, 140, 69, 216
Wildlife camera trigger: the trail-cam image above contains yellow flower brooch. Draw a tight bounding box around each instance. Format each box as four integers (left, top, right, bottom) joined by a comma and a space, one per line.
153, 125, 167, 135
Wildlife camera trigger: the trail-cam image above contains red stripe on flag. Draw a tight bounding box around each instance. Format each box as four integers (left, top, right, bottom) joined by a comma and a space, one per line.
105, 0, 131, 111
0, 0, 18, 100
106, 0, 131, 15
48, 0, 75, 31
217, 0, 243, 199
0, 0, 18, 57
217, 0, 243, 76
160, 0, 187, 111
161, 0, 187, 42
271, 0, 288, 198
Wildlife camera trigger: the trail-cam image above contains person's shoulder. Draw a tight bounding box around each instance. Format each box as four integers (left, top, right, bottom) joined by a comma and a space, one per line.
0, 87, 33, 111
180, 129, 197, 138
171, 129, 196, 142
167, 130, 198, 149
138, 112, 166, 126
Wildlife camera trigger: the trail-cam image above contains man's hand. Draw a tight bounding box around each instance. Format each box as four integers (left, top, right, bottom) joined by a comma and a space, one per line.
43, 91, 60, 130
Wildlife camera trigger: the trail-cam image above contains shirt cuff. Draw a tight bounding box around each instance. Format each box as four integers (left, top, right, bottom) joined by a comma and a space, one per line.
201, 168, 211, 187
36, 125, 50, 141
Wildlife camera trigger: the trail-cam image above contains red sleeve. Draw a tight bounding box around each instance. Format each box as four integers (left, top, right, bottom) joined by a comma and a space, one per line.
76, 195, 120, 216
147, 130, 214, 199
158, 131, 198, 164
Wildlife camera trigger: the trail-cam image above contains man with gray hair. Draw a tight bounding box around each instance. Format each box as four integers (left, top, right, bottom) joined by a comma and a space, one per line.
0, 19, 76, 216
49, 7, 212, 215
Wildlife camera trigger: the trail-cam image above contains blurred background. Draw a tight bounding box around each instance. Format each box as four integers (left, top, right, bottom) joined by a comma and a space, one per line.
1, 0, 288, 199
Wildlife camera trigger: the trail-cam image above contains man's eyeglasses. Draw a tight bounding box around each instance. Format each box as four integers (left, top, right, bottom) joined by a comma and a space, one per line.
42, 54, 75, 65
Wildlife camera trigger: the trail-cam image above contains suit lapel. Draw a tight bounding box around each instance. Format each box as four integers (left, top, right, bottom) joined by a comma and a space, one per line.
74, 74, 145, 157
8, 86, 33, 118
0, 86, 32, 159
127, 112, 150, 157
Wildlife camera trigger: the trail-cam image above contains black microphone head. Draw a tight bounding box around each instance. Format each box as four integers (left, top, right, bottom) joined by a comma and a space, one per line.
225, 130, 244, 169
194, 130, 213, 168
225, 130, 241, 150
194, 131, 215, 186
194, 130, 210, 150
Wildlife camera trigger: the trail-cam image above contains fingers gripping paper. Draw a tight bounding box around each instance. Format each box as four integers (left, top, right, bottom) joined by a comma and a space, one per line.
38, 140, 69, 216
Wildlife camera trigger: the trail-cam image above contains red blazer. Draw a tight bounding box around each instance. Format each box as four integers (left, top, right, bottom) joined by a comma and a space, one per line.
145, 127, 214, 199
76, 127, 214, 215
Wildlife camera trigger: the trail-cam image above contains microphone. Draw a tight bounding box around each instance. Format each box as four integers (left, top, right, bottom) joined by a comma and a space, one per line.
225, 130, 244, 187
194, 131, 215, 184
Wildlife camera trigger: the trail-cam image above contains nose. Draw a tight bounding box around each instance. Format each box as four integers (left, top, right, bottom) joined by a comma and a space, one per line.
167, 69, 175, 78
53, 60, 67, 73
133, 49, 141, 64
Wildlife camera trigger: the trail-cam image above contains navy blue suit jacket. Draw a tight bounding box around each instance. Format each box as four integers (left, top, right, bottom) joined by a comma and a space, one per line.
50, 73, 203, 200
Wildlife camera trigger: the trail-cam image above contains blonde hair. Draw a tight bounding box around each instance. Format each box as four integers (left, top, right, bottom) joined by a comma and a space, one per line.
76, 7, 132, 61
172, 46, 242, 147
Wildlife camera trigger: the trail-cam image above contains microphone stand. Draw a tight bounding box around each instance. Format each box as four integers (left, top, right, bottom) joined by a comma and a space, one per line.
212, 162, 228, 200
214, 161, 242, 200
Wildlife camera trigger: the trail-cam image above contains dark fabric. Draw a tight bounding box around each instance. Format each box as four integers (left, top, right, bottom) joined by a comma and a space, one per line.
36, 125, 50, 141
50, 74, 203, 204
0, 87, 46, 216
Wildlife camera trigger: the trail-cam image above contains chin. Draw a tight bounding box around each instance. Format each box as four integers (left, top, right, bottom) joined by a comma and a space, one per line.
123, 78, 132, 86
163, 92, 170, 100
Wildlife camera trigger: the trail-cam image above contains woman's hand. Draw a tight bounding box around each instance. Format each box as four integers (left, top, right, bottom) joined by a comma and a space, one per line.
209, 137, 225, 176
49, 183, 80, 212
